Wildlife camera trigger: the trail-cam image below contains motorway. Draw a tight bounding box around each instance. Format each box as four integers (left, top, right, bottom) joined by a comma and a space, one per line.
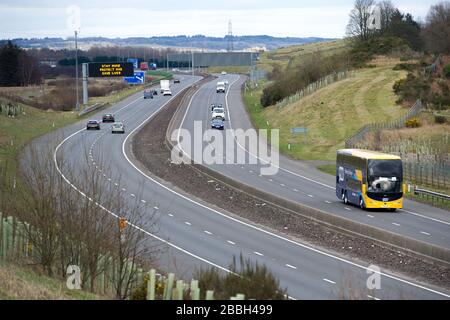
178, 74, 450, 251
45, 74, 450, 299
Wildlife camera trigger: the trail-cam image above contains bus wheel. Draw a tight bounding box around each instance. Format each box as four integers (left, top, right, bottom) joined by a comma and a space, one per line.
343, 192, 348, 205
359, 198, 365, 210
389, 208, 397, 212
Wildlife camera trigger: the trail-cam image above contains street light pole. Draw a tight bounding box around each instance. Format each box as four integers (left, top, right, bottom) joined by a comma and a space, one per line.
75, 30, 80, 111
192, 51, 194, 77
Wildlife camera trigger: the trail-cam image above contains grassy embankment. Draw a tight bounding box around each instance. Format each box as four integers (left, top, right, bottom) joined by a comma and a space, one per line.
0, 261, 107, 300
246, 56, 410, 162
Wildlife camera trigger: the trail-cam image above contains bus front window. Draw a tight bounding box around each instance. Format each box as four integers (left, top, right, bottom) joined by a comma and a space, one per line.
367, 160, 403, 193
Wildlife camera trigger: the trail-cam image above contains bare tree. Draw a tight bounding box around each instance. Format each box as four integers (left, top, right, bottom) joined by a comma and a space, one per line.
379, 0, 396, 32
346, 0, 377, 41
421, 1, 450, 53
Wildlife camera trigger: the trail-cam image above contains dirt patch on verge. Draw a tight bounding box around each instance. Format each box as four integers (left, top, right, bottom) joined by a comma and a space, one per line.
131, 78, 450, 293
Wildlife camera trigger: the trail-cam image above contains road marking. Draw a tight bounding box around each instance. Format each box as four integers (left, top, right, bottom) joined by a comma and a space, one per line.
420, 231, 431, 236
116, 76, 450, 299
253, 251, 263, 256
185, 221, 192, 226
141, 200, 146, 204
114, 183, 118, 186
268, 179, 273, 182
293, 189, 299, 192
204, 230, 213, 235
401, 209, 450, 226
280, 183, 286, 187
227, 240, 236, 245
323, 278, 336, 284
154, 206, 159, 210
392, 222, 401, 227
367, 295, 381, 300
107, 178, 111, 181
130, 193, 135, 197
325, 200, 332, 204
168, 213, 174, 217
367, 215, 374, 218
285, 264, 297, 270
121, 188, 126, 191
345, 207, 352, 211
308, 194, 314, 198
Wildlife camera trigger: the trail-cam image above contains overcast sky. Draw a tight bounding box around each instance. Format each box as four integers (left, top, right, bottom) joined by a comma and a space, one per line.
0, 0, 438, 39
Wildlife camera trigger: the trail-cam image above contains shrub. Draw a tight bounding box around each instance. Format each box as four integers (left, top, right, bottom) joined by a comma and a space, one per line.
405, 117, 421, 128
444, 64, 450, 79
434, 115, 447, 124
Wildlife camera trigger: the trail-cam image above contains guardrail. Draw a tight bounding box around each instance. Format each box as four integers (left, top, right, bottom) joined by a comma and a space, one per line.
414, 186, 450, 202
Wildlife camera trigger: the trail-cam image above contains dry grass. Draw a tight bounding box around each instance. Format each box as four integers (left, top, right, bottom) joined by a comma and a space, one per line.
259, 58, 408, 161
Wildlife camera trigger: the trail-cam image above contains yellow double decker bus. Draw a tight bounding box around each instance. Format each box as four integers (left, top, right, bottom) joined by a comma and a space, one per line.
336, 149, 406, 211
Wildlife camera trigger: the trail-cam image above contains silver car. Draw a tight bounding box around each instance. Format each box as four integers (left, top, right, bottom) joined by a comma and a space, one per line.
111, 122, 125, 134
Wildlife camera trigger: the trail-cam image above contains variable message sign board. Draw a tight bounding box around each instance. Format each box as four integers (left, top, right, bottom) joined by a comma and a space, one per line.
88, 62, 134, 78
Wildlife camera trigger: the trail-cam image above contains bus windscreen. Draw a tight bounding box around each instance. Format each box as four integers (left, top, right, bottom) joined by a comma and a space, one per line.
367, 160, 403, 193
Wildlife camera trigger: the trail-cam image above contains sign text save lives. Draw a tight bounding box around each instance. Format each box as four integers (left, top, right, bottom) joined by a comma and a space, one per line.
88, 62, 134, 78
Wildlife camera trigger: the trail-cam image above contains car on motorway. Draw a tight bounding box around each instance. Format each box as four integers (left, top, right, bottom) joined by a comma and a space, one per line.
211, 107, 225, 120
143, 89, 153, 99
163, 89, 172, 96
211, 117, 224, 130
223, 79, 229, 86
174, 78, 180, 83
210, 103, 223, 111
111, 122, 125, 134
216, 82, 226, 93
86, 120, 100, 130
102, 113, 115, 123
152, 89, 158, 95
221, 71, 227, 75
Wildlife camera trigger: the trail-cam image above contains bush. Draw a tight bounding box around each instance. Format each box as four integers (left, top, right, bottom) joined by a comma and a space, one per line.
444, 64, 450, 79
434, 115, 447, 124
405, 117, 421, 128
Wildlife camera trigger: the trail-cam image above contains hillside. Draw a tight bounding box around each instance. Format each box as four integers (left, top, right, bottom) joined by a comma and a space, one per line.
247, 57, 410, 161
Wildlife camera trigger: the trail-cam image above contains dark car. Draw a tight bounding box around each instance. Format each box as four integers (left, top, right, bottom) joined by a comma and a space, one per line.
152, 89, 158, 95
86, 120, 100, 130
174, 79, 180, 83
102, 114, 115, 122
143, 89, 153, 99
211, 118, 224, 130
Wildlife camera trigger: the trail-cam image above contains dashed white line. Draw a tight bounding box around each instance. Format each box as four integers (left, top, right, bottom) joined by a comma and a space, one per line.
344, 207, 352, 211
285, 264, 297, 270
420, 231, 431, 236
325, 200, 332, 204
367, 295, 381, 300
293, 189, 299, 192
121, 188, 126, 191
227, 240, 236, 245
168, 213, 174, 217
392, 222, 401, 227
141, 200, 146, 204
154, 206, 159, 210
185, 221, 192, 226
253, 251, 264, 256
130, 193, 136, 197
280, 183, 286, 187
114, 183, 118, 186
204, 230, 212, 235
323, 278, 336, 284
308, 194, 314, 198
367, 215, 374, 218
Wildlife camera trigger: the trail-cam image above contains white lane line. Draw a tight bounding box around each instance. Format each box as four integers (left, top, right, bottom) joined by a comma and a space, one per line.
107, 178, 111, 181
323, 278, 336, 284
130, 193, 136, 197
401, 209, 450, 226
119, 76, 450, 299
168, 213, 174, 217
185, 221, 192, 226
367, 295, 381, 300
367, 215, 374, 218
308, 194, 314, 198
268, 179, 273, 182
154, 206, 159, 210
254, 251, 264, 256
227, 240, 236, 245
285, 264, 297, 270
345, 207, 352, 211
280, 183, 286, 187
392, 222, 401, 227
114, 183, 118, 186
204, 230, 213, 235
420, 231, 431, 236
293, 189, 299, 192
325, 200, 332, 204
121, 188, 126, 191
141, 200, 146, 204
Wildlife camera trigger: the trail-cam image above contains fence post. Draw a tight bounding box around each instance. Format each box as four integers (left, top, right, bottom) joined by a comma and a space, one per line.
205, 290, 214, 300
190, 279, 200, 300
164, 273, 174, 300
147, 269, 156, 300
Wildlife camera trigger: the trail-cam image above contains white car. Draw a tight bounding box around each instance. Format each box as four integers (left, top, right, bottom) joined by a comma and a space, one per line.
163, 89, 172, 96
211, 107, 225, 120
111, 122, 125, 134
221, 71, 227, 75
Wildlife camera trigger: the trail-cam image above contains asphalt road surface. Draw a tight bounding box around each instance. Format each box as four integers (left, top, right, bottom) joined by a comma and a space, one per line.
40, 74, 450, 299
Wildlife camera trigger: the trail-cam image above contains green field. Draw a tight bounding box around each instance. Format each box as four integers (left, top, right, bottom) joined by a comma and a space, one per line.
245, 57, 409, 162
258, 40, 348, 73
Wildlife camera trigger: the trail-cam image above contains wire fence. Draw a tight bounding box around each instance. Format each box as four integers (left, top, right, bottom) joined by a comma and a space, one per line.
345, 99, 424, 148
276, 70, 355, 109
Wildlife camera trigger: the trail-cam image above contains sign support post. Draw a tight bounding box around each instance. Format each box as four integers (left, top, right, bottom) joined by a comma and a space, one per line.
82, 63, 89, 105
